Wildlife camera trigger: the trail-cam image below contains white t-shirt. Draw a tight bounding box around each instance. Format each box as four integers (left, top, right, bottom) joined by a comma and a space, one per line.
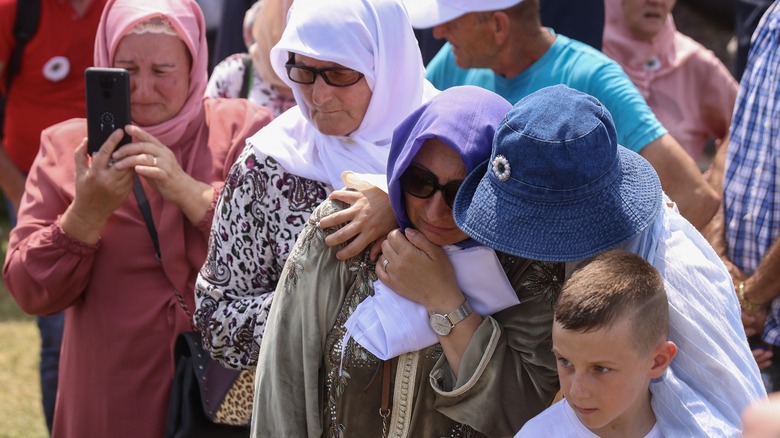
516, 399, 663, 438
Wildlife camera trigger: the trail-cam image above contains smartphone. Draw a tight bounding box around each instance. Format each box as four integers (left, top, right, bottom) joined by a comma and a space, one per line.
85, 67, 132, 155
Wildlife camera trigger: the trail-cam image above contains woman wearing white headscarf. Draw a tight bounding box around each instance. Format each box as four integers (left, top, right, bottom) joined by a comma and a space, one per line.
194, 0, 435, 369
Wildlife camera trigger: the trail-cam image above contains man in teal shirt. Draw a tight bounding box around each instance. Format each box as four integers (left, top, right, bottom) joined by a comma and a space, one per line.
405, 0, 719, 229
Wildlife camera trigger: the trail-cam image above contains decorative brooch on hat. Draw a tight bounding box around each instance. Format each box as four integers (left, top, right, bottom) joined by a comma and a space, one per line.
492, 155, 511, 182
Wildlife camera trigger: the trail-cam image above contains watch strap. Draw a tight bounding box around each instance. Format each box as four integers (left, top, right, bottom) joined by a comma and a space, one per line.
446, 300, 473, 326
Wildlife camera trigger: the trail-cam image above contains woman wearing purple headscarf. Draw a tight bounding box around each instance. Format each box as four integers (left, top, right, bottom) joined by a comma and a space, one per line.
252, 86, 562, 437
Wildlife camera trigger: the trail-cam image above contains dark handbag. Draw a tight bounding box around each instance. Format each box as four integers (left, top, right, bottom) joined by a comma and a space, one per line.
166, 331, 252, 438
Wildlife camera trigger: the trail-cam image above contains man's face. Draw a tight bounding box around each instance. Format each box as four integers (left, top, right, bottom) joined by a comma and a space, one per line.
432, 12, 500, 69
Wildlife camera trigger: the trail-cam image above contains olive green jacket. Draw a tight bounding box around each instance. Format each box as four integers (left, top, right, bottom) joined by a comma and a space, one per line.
252, 200, 562, 437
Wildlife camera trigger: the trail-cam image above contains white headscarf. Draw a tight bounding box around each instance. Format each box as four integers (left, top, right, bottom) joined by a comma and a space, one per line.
247, 0, 435, 189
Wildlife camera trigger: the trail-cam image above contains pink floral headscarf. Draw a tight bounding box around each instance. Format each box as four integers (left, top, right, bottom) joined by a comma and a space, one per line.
93, 0, 209, 148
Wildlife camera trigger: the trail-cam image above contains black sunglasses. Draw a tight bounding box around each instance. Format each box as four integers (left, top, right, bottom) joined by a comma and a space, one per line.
285, 63, 365, 87
400, 165, 463, 208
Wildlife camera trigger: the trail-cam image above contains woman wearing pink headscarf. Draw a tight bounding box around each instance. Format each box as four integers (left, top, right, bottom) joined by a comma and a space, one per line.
603, 0, 737, 167
2, 0, 272, 436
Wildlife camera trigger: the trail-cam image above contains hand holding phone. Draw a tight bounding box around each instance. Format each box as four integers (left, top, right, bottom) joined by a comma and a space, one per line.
85, 67, 131, 155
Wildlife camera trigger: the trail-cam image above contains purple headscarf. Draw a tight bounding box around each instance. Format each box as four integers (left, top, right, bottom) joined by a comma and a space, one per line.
387, 85, 511, 231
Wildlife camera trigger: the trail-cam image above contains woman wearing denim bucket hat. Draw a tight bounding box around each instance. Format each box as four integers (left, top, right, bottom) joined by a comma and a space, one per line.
252, 86, 563, 437
453, 84, 766, 437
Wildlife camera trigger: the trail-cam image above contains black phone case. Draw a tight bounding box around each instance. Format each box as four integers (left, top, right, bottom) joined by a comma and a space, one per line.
85, 67, 131, 155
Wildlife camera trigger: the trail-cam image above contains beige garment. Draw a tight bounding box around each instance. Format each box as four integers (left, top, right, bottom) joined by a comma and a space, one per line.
252, 200, 562, 437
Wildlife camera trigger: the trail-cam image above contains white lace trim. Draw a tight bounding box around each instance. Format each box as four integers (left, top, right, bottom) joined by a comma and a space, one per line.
128, 16, 178, 36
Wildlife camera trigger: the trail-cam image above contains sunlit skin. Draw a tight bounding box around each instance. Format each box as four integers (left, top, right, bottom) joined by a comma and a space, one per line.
432, 13, 500, 70
293, 54, 372, 136
742, 392, 780, 438
403, 138, 469, 246
114, 33, 191, 126
553, 317, 676, 437
621, 0, 676, 41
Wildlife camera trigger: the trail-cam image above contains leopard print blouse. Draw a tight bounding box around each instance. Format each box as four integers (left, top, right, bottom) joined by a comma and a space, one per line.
194, 147, 331, 369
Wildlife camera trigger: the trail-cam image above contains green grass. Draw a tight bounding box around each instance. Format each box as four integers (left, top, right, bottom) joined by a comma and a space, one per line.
0, 214, 48, 438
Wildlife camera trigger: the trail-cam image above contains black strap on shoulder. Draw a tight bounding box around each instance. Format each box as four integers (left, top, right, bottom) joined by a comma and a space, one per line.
133, 175, 162, 261
6, 0, 42, 92
238, 53, 252, 99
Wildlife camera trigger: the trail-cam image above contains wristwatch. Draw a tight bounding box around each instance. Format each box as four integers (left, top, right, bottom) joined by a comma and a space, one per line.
429, 300, 473, 336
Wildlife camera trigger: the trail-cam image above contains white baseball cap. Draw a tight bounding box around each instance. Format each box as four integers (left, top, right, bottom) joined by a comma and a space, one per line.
403, 0, 525, 29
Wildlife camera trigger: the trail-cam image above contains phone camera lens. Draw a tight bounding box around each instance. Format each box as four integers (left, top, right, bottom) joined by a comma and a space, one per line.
99, 75, 116, 89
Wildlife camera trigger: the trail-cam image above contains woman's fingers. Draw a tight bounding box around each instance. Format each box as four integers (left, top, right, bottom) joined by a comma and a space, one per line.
110, 125, 172, 177
91, 129, 126, 168
124, 124, 163, 146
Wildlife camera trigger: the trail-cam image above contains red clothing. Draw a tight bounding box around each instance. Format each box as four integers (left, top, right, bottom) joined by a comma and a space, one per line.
0, 0, 106, 172
3, 98, 272, 437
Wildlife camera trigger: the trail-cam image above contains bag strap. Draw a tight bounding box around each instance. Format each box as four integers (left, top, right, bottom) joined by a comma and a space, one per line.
2, 0, 41, 140
380, 359, 392, 438
133, 175, 162, 261
6, 0, 41, 92
238, 53, 252, 99
133, 175, 197, 326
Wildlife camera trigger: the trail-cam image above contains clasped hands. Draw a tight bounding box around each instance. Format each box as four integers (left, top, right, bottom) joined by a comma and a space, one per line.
319, 186, 463, 311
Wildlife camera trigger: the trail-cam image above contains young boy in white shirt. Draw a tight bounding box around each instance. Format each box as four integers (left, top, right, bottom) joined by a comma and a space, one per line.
517, 249, 678, 438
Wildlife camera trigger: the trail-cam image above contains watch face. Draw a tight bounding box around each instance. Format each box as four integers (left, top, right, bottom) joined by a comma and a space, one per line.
430, 314, 452, 336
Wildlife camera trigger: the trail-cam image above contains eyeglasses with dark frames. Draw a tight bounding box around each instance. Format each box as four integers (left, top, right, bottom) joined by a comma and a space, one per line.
399, 165, 463, 209
285, 63, 365, 87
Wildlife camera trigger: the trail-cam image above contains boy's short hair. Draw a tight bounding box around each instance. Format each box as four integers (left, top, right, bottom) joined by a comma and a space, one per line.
555, 249, 669, 354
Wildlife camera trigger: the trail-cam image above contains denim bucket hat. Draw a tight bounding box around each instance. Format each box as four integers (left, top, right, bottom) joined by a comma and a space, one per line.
452, 85, 662, 262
